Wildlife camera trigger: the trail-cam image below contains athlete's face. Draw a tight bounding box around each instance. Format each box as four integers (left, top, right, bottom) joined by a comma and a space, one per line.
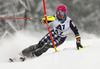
57, 15, 65, 19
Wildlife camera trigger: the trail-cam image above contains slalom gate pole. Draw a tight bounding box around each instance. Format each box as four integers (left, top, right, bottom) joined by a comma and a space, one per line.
0, 17, 32, 19
43, 0, 58, 52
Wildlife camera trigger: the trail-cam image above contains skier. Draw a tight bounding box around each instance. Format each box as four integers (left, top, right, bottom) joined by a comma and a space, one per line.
22, 4, 83, 58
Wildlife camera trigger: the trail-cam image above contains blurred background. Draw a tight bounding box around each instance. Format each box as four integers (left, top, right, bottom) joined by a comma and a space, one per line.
0, 0, 100, 39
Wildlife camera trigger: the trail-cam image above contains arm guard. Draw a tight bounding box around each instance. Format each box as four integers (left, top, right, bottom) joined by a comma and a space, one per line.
41, 16, 55, 24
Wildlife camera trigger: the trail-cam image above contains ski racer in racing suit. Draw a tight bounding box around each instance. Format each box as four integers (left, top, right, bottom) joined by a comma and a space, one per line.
22, 4, 83, 58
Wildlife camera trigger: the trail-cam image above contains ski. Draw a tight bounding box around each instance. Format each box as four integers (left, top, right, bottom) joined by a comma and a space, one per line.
9, 57, 26, 62
9, 58, 14, 62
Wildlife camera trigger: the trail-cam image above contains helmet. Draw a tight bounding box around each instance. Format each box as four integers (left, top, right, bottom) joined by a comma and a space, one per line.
56, 4, 67, 16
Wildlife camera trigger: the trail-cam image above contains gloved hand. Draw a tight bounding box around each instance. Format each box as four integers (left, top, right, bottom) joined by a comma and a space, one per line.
41, 18, 46, 24
76, 40, 83, 50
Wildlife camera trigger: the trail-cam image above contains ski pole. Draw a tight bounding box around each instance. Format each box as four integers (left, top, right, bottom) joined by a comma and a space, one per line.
0, 17, 44, 20
43, 0, 58, 52
0, 17, 32, 19
34, 18, 42, 20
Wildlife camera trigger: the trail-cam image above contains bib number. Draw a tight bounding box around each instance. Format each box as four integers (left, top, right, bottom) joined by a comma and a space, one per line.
55, 24, 65, 35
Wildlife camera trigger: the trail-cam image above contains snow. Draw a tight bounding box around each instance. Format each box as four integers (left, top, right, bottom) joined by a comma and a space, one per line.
0, 31, 100, 69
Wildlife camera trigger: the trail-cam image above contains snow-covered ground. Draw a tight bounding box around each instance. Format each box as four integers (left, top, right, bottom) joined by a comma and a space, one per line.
0, 31, 100, 69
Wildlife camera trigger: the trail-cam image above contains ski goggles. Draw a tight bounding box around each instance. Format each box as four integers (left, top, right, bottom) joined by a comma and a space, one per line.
56, 11, 67, 16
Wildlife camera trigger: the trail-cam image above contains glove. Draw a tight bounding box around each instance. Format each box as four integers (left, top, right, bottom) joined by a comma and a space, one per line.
76, 40, 83, 50
41, 18, 46, 24
76, 35, 83, 50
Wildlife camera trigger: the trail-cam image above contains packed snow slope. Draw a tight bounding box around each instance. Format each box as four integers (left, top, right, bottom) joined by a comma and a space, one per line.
0, 31, 100, 69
